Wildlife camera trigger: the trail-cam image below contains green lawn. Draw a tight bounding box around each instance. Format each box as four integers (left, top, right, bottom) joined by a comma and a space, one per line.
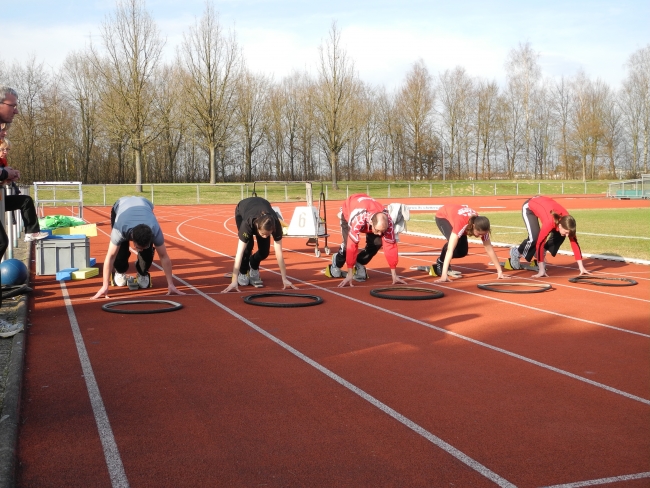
407, 208, 650, 261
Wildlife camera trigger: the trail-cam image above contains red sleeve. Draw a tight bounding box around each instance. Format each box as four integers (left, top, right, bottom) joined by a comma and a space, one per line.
569, 236, 583, 261
382, 217, 398, 269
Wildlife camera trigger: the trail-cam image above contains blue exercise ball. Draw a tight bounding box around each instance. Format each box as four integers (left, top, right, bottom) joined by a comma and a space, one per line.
1, 259, 29, 286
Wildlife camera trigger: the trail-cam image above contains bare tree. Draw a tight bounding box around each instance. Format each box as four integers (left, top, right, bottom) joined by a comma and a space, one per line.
62, 51, 101, 182
505, 42, 542, 176
91, 0, 165, 192
438, 66, 473, 178
152, 63, 186, 182
314, 23, 358, 189
180, 2, 241, 183
5, 56, 51, 182
397, 60, 435, 180
235, 69, 270, 181
622, 45, 650, 175
475, 79, 499, 178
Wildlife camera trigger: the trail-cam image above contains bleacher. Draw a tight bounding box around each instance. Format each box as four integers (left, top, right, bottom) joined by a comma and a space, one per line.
607, 174, 650, 199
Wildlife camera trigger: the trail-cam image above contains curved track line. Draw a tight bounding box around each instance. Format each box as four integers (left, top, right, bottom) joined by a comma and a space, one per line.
183, 220, 649, 338
144, 245, 516, 488
172, 218, 650, 407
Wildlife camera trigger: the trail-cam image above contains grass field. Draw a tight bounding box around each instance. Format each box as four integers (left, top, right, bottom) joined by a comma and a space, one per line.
407, 208, 650, 261
29, 180, 615, 207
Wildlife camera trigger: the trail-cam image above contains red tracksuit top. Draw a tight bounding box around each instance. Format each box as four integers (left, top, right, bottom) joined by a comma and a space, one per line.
341, 194, 398, 269
435, 205, 490, 242
528, 196, 582, 261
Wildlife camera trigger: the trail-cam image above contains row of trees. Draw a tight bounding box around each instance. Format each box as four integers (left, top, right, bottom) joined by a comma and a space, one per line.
3, 0, 649, 188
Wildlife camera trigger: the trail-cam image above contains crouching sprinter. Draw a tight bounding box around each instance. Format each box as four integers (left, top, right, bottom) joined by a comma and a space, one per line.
326, 193, 407, 288
91, 196, 185, 299
222, 196, 297, 293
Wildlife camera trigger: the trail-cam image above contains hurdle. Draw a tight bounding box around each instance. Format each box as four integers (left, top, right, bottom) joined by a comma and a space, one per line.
33, 181, 84, 220
281, 182, 330, 258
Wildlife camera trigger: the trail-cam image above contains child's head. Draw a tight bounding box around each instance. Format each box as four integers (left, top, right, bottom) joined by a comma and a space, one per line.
255, 213, 275, 238
467, 215, 491, 238
557, 214, 576, 237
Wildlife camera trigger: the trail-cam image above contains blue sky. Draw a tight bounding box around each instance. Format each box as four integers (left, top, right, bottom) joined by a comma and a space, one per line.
5, 0, 649, 89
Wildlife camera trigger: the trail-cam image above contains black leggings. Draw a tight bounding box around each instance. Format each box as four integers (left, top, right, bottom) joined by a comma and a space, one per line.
235, 214, 270, 274
333, 218, 383, 268
435, 217, 469, 263
0, 194, 40, 260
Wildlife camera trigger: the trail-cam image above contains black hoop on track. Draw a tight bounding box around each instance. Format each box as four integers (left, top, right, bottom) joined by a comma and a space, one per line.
370, 287, 444, 300
477, 282, 552, 294
568, 276, 637, 287
243, 292, 323, 308
1, 284, 32, 299
101, 300, 183, 314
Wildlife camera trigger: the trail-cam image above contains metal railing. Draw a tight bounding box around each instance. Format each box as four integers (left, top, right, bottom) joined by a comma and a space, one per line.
607, 175, 650, 199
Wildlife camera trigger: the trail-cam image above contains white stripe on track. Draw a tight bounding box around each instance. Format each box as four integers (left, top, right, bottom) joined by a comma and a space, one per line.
148, 252, 516, 488
540, 471, 650, 487
170, 220, 650, 405
60, 282, 129, 488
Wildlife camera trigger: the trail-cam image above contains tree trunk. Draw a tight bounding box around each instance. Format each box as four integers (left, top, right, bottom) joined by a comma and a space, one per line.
209, 144, 216, 184
135, 147, 143, 193
330, 148, 339, 190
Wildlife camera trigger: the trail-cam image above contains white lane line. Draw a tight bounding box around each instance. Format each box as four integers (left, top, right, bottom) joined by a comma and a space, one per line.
179, 222, 650, 334
488, 226, 650, 240
60, 282, 129, 488
147, 252, 516, 488
540, 471, 650, 487
172, 219, 650, 407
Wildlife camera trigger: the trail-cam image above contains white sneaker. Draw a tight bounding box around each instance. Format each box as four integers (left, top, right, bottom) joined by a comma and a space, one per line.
113, 272, 127, 287
136, 273, 150, 289
509, 246, 521, 270
24, 231, 49, 242
0, 318, 23, 338
237, 273, 249, 286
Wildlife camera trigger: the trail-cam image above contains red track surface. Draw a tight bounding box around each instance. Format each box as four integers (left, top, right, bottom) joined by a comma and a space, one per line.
17, 196, 650, 487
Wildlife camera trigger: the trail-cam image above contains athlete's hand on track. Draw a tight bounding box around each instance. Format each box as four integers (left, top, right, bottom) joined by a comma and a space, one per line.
222, 282, 240, 293
338, 274, 354, 288
166, 285, 186, 295
392, 277, 408, 285
283, 280, 298, 290
433, 275, 452, 283
531, 271, 549, 278
91, 285, 109, 299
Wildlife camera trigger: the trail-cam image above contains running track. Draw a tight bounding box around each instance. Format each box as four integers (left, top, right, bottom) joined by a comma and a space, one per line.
17, 196, 650, 487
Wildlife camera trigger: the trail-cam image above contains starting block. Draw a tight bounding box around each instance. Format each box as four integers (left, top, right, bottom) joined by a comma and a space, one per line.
501, 259, 539, 271
410, 265, 462, 277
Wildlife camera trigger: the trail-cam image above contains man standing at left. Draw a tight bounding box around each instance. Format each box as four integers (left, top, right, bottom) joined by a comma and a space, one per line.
92, 196, 185, 299
0, 87, 24, 337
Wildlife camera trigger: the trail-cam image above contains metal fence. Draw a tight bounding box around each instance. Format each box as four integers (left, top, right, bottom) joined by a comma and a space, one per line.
28, 179, 612, 208
607, 175, 650, 199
